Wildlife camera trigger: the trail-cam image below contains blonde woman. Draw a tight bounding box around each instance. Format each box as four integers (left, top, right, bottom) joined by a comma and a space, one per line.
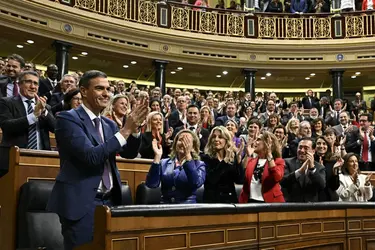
139, 111, 172, 159
146, 129, 206, 204
337, 153, 373, 202
285, 118, 299, 144
103, 94, 130, 129
199, 106, 215, 131
202, 126, 245, 203
239, 131, 285, 203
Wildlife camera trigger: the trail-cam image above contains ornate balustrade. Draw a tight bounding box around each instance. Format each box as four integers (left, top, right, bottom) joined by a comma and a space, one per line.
53, 0, 375, 39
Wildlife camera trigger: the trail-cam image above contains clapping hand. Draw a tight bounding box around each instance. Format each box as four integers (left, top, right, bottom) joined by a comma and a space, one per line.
306, 152, 315, 169
332, 158, 344, 176
365, 172, 373, 186
152, 139, 163, 158
165, 127, 173, 140
121, 97, 149, 139
181, 134, 193, 161
34, 94, 47, 118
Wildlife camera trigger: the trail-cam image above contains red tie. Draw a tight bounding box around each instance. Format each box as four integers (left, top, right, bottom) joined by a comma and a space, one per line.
13, 82, 19, 97
363, 132, 369, 162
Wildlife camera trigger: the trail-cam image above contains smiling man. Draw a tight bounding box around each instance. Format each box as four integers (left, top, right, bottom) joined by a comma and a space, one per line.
0, 54, 25, 98
0, 71, 55, 149
47, 70, 149, 250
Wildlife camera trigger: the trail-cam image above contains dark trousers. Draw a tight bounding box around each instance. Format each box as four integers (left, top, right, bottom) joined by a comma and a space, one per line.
59, 198, 113, 250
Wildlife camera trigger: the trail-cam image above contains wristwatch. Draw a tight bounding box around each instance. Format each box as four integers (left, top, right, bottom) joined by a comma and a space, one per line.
267, 156, 274, 162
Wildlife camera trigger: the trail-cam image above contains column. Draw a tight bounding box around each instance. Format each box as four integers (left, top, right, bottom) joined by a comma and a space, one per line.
330, 69, 345, 101
154, 60, 169, 96
53, 41, 72, 81
243, 69, 257, 101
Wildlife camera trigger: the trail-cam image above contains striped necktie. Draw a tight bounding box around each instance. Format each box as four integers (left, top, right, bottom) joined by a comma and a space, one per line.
26, 100, 37, 150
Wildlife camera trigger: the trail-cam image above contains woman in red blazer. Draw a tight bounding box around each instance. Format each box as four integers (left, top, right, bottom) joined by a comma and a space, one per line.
239, 131, 285, 203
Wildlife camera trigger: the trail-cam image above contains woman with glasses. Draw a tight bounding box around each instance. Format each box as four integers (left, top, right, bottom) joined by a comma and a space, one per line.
239, 131, 285, 203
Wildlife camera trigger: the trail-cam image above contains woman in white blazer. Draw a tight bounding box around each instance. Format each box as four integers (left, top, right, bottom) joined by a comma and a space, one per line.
337, 153, 373, 202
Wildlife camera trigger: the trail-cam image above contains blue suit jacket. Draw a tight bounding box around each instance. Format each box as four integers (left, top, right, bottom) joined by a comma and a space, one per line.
47, 106, 140, 220
146, 158, 206, 204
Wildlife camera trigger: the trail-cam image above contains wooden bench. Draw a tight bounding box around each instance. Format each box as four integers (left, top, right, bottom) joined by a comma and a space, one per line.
0, 147, 152, 250
76, 203, 375, 250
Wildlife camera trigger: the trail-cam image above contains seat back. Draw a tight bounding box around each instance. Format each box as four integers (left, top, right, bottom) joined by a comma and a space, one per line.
235, 184, 243, 201
17, 180, 63, 250
196, 185, 205, 203
121, 184, 133, 205
136, 183, 161, 204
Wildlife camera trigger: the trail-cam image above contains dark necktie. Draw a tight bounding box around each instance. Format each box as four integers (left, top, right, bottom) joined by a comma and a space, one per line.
189, 126, 195, 131
26, 100, 37, 150
93, 118, 111, 190
13, 82, 19, 97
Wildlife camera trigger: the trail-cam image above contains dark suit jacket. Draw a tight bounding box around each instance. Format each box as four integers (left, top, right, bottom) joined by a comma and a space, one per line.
168, 110, 184, 129
281, 157, 326, 202
371, 99, 375, 113
214, 116, 239, 127
38, 78, 58, 100
139, 131, 170, 159
325, 111, 340, 127
0, 96, 55, 150
301, 96, 318, 109
172, 125, 209, 151
48, 92, 64, 115
47, 106, 141, 220
0, 75, 10, 98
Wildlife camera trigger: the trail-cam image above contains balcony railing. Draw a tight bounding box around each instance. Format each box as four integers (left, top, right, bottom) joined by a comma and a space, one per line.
53, 0, 375, 39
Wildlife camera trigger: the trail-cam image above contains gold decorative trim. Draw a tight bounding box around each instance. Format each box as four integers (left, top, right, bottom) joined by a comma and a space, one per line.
19, 163, 60, 168
323, 220, 346, 233
276, 223, 300, 238
260, 225, 275, 240
348, 220, 362, 231
226, 226, 257, 244
362, 219, 375, 230
111, 237, 139, 250
300, 222, 322, 235
189, 229, 225, 248
349, 237, 363, 250
143, 232, 188, 250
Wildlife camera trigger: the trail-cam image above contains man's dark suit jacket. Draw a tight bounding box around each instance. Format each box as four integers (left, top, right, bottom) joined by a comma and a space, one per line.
38, 78, 60, 100
214, 116, 240, 127
0, 76, 11, 98
168, 110, 184, 129
0, 96, 55, 150
47, 106, 141, 220
280, 157, 326, 202
172, 125, 209, 152
345, 127, 375, 161
48, 92, 64, 115
301, 96, 318, 109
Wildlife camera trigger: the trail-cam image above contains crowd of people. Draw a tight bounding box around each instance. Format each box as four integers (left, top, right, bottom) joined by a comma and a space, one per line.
1, 52, 375, 248
189, 0, 373, 14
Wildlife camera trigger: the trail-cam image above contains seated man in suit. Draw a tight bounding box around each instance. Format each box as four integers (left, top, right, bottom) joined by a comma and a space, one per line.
38, 64, 58, 100
168, 95, 187, 129
0, 54, 25, 98
47, 70, 149, 250
48, 74, 77, 114
281, 138, 326, 202
0, 71, 55, 150
215, 101, 239, 127
172, 104, 209, 151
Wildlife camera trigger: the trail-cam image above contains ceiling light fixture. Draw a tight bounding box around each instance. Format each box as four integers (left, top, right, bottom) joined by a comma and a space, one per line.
171, 71, 176, 74
355, 72, 361, 75
261, 77, 266, 80
16, 45, 23, 48
26, 40, 34, 44
351, 75, 357, 79
222, 71, 228, 75
177, 67, 183, 70
305, 77, 310, 80
81, 52, 88, 56
216, 75, 221, 78
72, 56, 78, 60
266, 73, 272, 77
123, 65, 129, 68
130, 61, 137, 64
310, 73, 316, 76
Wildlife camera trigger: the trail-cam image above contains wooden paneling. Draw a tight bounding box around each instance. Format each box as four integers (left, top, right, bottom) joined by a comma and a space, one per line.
0, 147, 152, 250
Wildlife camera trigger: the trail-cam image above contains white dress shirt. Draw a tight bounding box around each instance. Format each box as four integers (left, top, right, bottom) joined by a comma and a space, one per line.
20, 94, 43, 150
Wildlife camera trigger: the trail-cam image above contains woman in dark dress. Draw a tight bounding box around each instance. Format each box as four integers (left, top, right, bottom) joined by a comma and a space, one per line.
202, 126, 244, 203
314, 136, 341, 201
139, 111, 172, 159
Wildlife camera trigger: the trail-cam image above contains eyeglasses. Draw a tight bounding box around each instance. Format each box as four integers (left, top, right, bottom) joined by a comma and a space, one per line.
72, 97, 82, 101
21, 79, 39, 85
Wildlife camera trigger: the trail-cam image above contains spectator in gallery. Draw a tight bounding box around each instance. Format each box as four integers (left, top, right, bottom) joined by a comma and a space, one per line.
267, 0, 284, 12
291, 0, 308, 14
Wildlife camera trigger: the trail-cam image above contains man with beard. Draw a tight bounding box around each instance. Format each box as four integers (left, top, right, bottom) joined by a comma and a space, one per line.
281, 138, 326, 202
0, 54, 25, 98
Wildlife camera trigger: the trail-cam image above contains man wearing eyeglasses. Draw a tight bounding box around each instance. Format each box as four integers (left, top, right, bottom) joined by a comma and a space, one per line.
0, 71, 55, 150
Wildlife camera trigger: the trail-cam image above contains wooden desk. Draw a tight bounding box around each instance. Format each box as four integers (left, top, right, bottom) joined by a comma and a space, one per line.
0, 147, 152, 250
77, 204, 375, 250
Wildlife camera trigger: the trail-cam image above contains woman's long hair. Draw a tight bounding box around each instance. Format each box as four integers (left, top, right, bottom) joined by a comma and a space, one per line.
315, 136, 333, 161
170, 129, 200, 160
342, 153, 360, 175
259, 131, 282, 159
145, 111, 164, 134
204, 126, 236, 163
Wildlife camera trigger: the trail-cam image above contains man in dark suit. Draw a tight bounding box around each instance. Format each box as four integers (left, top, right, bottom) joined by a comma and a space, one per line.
281, 138, 326, 202
301, 89, 319, 109
0, 54, 25, 98
48, 74, 77, 114
38, 64, 58, 100
47, 70, 149, 250
0, 71, 55, 150
332, 111, 351, 137
168, 95, 187, 129
215, 101, 239, 127
325, 99, 343, 127
172, 104, 209, 151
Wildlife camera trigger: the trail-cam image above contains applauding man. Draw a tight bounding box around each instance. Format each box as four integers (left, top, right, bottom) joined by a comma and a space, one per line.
47, 70, 149, 250
0, 71, 55, 150
281, 138, 326, 202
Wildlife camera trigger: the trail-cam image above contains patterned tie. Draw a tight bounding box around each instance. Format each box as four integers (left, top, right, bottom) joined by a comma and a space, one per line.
363, 132, 369, 162
13, 82, 19, 97
26, 100, 37, 150
93, 118, 111, 190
